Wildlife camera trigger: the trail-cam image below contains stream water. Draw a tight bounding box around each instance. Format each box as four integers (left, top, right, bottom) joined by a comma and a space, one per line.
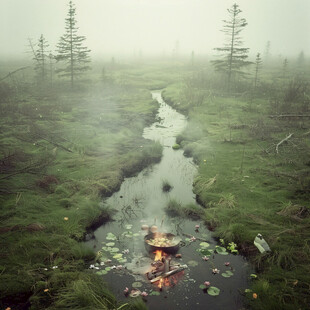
85, 91, 250, 309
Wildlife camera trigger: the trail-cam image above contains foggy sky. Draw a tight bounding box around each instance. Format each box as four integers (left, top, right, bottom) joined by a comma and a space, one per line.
1, 0, 309, 60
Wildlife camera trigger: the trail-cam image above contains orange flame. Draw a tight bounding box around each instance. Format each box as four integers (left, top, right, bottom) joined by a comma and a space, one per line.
154, 250, 163, 261
151, 249, 184, 289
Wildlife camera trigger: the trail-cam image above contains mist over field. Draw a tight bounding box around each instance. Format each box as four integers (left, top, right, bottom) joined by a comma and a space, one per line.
1, 0, 309, 60
1, 1, 310, 310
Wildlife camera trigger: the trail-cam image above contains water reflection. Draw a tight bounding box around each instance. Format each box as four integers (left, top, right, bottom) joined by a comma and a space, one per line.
85, 91, 250, 310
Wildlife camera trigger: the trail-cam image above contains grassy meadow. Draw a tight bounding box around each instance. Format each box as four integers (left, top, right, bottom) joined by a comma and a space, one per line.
1, 57, 309, 309
162, 60, 310, 309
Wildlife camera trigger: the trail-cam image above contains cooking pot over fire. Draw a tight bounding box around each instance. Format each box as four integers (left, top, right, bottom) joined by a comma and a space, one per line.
144, 232, 184, 254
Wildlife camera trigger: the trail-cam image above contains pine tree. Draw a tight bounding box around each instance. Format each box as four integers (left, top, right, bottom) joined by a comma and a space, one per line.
56, 1, 91, 88
34, 34, 49, 83
48, 53, 55, 85
211, 3, 251, 89
254, 53, 262, 89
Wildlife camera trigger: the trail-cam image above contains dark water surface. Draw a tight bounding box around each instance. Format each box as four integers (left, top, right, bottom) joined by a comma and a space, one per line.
85, 92, 250, 310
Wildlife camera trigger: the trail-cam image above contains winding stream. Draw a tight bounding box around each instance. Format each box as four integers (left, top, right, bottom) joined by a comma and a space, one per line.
85, 91, 250, 309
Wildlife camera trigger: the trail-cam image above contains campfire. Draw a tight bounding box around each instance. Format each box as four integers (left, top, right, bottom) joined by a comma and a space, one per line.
146, 249, 186, 289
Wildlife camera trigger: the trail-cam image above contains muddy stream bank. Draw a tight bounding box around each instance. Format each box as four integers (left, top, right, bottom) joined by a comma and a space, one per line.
85, 91, 250, 309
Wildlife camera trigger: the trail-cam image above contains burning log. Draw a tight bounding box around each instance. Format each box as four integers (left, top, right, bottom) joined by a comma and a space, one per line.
150, 265, 187, 284
147, 256, 170, 280
163, 257, 170, 273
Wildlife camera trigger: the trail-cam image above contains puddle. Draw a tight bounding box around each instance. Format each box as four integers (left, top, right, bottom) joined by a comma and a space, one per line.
85, 91, 250, 309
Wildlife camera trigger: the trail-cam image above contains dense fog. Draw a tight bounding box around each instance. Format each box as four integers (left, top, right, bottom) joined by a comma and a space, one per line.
1, 0, 309, 59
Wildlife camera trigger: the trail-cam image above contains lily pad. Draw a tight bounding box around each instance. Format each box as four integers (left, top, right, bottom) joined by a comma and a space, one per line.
197, 249, 213, 256
105, 267, 111, 271
200, 242, 210, 248
132, 282, 143, 288
118, 258, 127, 263
129, 289, 141, 298
106, 233, 117, 240
123, 231, 133, 238
125, 224, 133, 230
187, 260, 199, 267
96, 270, 107, 275
149, 291, 160, 296
113, 253, 123, 259
222, 270, 234, 278
215, 246, 228, 255
207, 286, 220, 296
99, 256, 108, 262
185, 238, 191, 242
199, 284, 207, 289
133, 233, 140, 237
106, 242, 115, 247
110, 247, 119, 253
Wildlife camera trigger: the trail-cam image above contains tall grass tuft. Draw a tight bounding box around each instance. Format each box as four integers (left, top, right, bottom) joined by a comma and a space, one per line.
53, 275, 116, 310
217, 193, 237, 209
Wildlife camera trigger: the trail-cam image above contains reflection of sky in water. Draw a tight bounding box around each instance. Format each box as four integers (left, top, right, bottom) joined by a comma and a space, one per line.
106, 91, 197, 224
87, 92, 250, 310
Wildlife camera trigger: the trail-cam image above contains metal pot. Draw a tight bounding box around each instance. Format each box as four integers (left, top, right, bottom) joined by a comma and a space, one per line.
144, 232, 183, 254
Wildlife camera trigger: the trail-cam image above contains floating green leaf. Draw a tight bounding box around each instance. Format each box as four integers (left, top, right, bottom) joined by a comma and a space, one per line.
96, 270, 108, 275
222, 270, 234, 278
245, 289, 252, 293
113, 253, 123, 259
149, 291, 160, 296
215, 246, 228, 255
197, 248, 213, 256
106, 242, 115, 247
110, 247, 119, 253
133, 233, 140, 237
187, 260, 199, 267
199, 284, 206, 289
106, 233, 117, 240
200, 242, 210, 248
99, 256, 108, 262
132, 282, 143, 288
250, 274, 258, 279
125, 224, 133, 230
207, 286, 220, 296
105, 267, 111, 271
185, 238, 191, 242
122, 231, 133, 238
118, 258, 127, 263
